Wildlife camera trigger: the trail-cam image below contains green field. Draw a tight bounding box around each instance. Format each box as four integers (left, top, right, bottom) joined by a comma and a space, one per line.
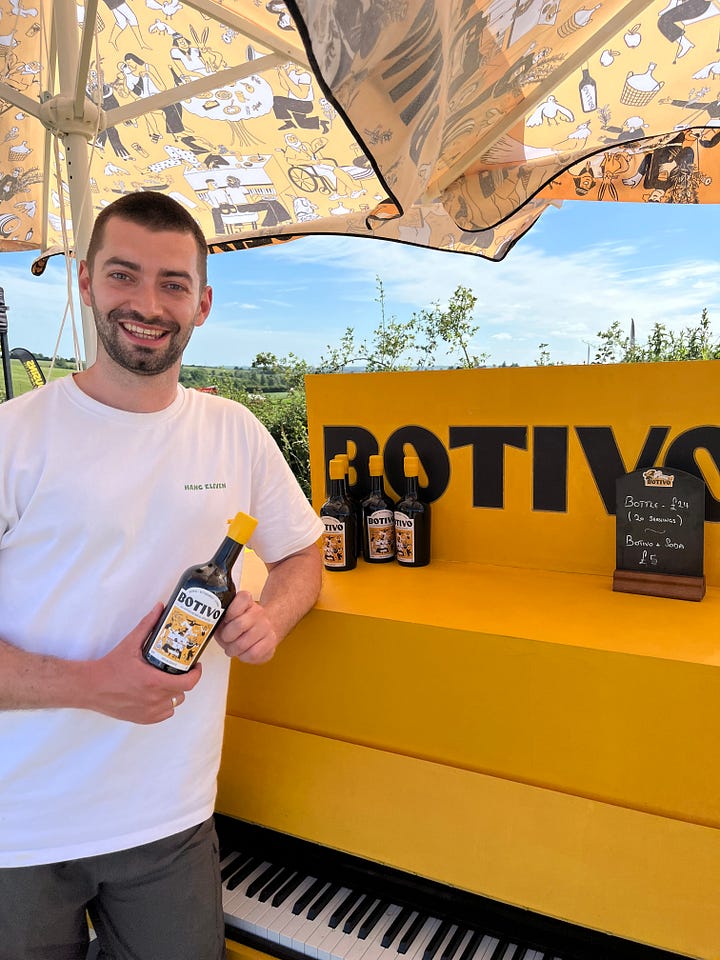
0, 359, 72, 401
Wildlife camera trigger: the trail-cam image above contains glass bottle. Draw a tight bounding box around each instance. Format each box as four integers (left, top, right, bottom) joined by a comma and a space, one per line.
336, 452, 362, 555
361, 454, 396, 563
142, 511, 258, 674
394, 456, 431, 567
320, 458, 357, 571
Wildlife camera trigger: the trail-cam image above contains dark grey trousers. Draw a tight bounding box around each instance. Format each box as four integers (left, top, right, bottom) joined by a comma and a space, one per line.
0, 818, 226, 960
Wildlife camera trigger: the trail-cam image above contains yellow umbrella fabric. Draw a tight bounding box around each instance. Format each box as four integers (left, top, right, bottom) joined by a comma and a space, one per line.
293, 0, 720, 259
0, 0, 719, 275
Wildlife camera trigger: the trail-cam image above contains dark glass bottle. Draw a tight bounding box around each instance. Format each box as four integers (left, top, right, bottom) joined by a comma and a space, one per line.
142, 511, 258, 673
321, 458, 357, 571
394, 456, 431, 567
361, 454, 396, 563
336, 452, 362, 555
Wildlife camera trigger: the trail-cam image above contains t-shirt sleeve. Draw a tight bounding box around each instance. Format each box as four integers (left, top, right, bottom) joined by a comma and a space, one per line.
243, 413, 323, 564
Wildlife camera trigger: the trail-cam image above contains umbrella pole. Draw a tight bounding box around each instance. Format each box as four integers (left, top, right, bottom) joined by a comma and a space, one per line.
53, 0, 98, 367
0, 288, 12, 402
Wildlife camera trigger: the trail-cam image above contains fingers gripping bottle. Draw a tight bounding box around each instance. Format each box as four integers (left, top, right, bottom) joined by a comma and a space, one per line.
320, 458, 357, 571
142, 511, 258, 673
394, 456, 431, 567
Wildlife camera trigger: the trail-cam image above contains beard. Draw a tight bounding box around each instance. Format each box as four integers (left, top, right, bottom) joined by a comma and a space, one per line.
91, 300, 196, 376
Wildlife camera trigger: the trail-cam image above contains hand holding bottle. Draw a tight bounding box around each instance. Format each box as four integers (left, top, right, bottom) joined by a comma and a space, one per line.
86, 603, 203, 725
213, 590, 280, 664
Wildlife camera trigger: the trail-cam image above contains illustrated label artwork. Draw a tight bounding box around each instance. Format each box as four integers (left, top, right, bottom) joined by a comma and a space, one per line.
394, 512, 415, 563
367, 509, 395, 560
322, 517, 348, 568
146, 587, 222, 671
615, 468, 706, 578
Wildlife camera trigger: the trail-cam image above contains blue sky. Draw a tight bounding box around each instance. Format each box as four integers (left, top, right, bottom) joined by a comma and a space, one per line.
1, 199, 718, 368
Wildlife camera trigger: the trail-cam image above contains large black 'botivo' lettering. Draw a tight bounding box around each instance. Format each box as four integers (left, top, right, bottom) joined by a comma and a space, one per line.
449, 427, 526, 508
384, 426, 450, 503
575, 426, 670, 515
323, 426, 378, 498
664, 426, 720, 522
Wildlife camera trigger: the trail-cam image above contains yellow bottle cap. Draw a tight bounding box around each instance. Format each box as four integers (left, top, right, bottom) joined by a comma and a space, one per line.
369, 455, 384, 476
329, 458, 345, 481
404, 456, 419, 477
227, 511, 258, 544
337, 454, 350, 475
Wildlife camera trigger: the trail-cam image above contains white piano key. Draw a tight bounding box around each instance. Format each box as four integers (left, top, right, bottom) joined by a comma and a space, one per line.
420, 923, 458, 960
223, 860, 273, 918
322, 903, 388, 960
277, 878, 324, 947
351, 904, 404, 960
440, 928, 474, 960
317, 901, 366, 960
267, 875, 320, 943
471, 935, 500, 960
303, 887, 355, 956
291, 884, 333, 953
399, 916, 443, 960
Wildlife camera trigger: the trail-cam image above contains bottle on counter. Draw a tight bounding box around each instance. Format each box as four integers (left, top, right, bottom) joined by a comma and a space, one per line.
142, 511, 258, 673
320, 457, 357, 571
360, 454, 396, 563
336, 452, 362, 555
394, 456, 431, 567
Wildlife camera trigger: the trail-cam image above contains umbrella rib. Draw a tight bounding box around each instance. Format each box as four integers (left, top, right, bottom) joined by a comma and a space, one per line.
75, 0, 100, 120
0, 83, 42, 119
180, 0, 310, 67
104, 54, 285, 128
426, 0, 657, 197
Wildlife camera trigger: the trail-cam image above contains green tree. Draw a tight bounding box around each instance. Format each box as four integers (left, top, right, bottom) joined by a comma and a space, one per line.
319, 277, 487, 372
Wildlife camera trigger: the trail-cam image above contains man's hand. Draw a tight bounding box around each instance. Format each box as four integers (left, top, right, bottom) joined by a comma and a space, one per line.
84, 604, 203, 724
214, 591, 279, 664
214, 544, 322, 665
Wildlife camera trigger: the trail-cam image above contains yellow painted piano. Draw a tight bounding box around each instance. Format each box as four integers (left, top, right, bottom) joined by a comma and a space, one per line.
216, 363, 720, 960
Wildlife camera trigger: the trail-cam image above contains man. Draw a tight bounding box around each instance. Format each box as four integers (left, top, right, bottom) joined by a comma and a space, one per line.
0, 191, 323, 959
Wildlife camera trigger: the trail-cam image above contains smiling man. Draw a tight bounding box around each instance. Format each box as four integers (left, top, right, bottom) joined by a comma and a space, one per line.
0, 192, 323, 959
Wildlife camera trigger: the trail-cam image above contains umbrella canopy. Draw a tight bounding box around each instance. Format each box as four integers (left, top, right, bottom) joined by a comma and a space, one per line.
0, 0, 718, 327
291, 0, 720, 259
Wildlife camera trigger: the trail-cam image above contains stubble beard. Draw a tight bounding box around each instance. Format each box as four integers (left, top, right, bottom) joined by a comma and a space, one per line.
91, 300, 196, 376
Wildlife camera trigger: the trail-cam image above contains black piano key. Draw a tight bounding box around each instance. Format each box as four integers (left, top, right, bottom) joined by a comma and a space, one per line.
271, 871, 306, 908
226, 856, 261, 891
490, 944, 518, 960
308, 882, 342, 921
247, 864, 281, 899
220, 852, 247, 883
358, 899, 390, 939
398, 912, 430, 954
457, 930, 487, 960
423, 920, 454, 960
292, 877, 327, 916
441, 925, 469, 960
328, 889, 362, 929
259, 867, 296, 903
382, 906, 413, 948
342, 893, 374, 934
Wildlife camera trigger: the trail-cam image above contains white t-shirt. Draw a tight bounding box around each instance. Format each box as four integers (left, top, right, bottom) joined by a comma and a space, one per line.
0, 376, 323, 867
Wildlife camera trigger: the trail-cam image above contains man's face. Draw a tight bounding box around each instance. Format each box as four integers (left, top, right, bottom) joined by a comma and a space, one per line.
78, 217, 211, 377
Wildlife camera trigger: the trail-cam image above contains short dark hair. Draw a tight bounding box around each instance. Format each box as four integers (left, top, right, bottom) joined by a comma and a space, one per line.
85, 191, 208, 286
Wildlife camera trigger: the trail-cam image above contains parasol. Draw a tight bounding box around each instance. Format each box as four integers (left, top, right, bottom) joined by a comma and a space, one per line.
0, 0, 718, 356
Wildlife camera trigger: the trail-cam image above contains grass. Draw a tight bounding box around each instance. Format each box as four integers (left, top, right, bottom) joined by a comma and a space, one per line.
0, 358, 72, 401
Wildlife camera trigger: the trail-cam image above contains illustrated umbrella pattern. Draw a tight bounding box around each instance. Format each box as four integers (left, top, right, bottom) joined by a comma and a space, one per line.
0, 0, 719, 285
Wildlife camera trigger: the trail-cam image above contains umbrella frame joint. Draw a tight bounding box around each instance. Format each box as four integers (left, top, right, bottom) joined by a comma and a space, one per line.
38, 95, 105, 140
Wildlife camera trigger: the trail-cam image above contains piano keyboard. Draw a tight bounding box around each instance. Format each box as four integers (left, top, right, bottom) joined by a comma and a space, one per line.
216, 817, 687, 960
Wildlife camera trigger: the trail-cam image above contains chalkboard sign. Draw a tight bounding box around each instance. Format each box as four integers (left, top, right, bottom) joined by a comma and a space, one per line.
614, 467, 706, 600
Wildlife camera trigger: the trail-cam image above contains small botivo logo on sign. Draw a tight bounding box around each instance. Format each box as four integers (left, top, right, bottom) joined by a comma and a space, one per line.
643, 468, 674, 487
